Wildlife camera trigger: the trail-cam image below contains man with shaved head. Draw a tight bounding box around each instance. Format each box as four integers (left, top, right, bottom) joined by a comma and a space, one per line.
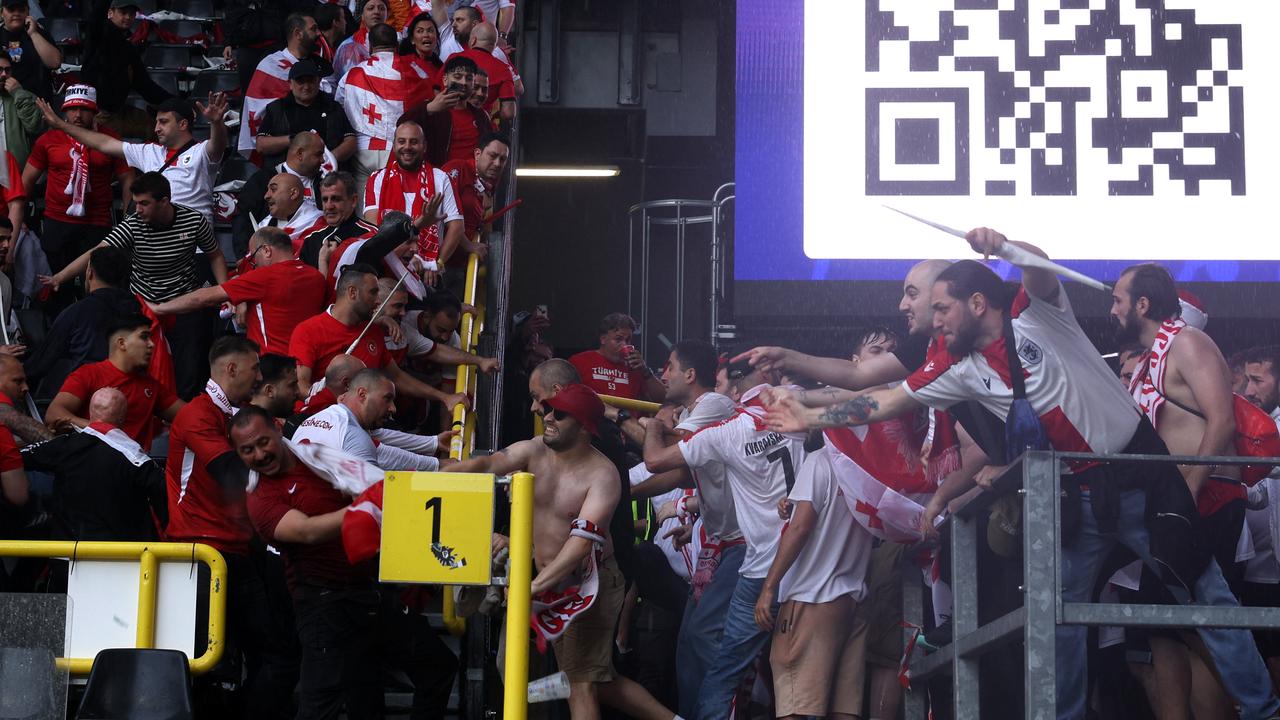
292, 368, 454, 471
0, 353, 49, 444
458, 22, 520, 121
256, 173, 326, 253
234, 131, 328, 257
149, 227, 327, 357
23, 386, 166, 541
285, 353, 365, 438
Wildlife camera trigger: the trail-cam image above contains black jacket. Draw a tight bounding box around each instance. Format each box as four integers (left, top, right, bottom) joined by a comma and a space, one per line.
81, 0, 173, 113
22, 430, 167, 541
231, 162, 323, 258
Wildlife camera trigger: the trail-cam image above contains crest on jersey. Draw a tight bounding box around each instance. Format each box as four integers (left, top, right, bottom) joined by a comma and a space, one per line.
144, 388, 154, 398
1017, 338, 1043, 366
367, 341, 377, 355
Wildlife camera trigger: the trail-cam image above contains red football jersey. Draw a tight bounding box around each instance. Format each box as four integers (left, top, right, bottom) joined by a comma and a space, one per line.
288, 308, 391, 377
569, 350, 647, 400
164, 393, 252, 554
58, 360, 178, 450
222, 259, 328, 356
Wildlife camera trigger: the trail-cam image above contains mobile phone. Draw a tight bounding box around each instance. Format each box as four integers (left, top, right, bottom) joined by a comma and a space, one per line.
726, 357, 754, 380
447, 81, 468, 96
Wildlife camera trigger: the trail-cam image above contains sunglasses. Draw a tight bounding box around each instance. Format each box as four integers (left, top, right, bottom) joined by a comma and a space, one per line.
539, 402, 570, 421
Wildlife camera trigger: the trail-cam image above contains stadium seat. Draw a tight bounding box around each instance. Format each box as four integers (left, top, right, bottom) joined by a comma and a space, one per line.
191, 70, 240, 99
47, 17, 81, 46
149, 70, 182, 96
0, 647, 57, 720
75, 648, 194, 720
156, 20, 206, 40
168, 0, 216, 18
144, 44, 194, 70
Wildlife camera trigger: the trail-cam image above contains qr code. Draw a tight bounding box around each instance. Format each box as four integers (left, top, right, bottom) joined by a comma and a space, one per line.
865, 0, 1244, 197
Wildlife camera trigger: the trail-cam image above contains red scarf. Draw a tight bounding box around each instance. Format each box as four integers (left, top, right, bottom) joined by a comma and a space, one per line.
377, 162, 441, 261
65, 136, 90, 217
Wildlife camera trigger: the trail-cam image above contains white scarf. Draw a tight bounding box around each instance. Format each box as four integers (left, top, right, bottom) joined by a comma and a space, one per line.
205, 378, 237, 416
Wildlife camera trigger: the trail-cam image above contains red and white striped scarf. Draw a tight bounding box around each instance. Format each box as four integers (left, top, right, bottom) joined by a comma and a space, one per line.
65, 139, 90, 217
531, 518, 606, 652
1129, 317, 1185, 430
376, 162, 442, 261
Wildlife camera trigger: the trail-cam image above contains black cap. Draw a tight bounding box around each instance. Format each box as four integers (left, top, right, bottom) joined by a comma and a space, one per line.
108, 0, 139, 8
288, 59, 322, 81
0, 0, 29, 8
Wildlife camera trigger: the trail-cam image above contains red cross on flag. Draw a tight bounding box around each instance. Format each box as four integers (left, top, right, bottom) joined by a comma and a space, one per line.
238, 48, 298, 156
824, 427, 941, 543
337, 52, 425, 153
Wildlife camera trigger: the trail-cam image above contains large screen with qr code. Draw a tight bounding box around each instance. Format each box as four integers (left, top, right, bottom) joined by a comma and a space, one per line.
735, 0, 1280, 286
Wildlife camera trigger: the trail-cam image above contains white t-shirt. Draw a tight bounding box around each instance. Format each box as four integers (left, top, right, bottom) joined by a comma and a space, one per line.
903, 284, 1141, 465
780, 447, 873, 604
363, 166, 464, 241
676, 391, 741, 542
387, 310, 438, 359
123, 141, 219, 219
439, 21, 511, 63
293, 403, 440, 471
678, 386, 809, 578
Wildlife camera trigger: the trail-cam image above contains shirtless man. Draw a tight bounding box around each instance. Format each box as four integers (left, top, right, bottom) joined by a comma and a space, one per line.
1115, 263, 1241, 720
450, 382, 677, 720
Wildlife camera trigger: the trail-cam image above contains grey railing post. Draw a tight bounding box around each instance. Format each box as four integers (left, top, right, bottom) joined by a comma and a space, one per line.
902, 562, 928, 720
951, 505, 981, 718
1023, 451, 1060, 719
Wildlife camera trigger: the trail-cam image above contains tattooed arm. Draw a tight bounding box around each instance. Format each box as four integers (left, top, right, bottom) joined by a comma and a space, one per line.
765, 385, 922, 432
0, 404, 53, 444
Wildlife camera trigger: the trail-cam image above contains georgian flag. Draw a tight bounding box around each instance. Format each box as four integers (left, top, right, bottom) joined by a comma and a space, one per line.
824, 426, 941, 544
238, 48, 299, 156
337, 53, 428, 152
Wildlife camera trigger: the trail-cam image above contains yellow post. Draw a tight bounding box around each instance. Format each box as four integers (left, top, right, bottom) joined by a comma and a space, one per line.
135, 548, 159, 648
503, 472, 535, 720
441, 587, 466, 636
597, 394, 662, 415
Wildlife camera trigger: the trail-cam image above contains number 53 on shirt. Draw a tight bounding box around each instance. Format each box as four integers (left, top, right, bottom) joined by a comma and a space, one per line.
380, 471, 497, 586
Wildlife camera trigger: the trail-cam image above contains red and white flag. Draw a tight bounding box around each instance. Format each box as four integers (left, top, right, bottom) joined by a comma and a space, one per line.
531, 519, 606, 653
338, 52, 429, 152
343, 480, 384, 563
238, 48, 299, 156
824, 426, 941, 544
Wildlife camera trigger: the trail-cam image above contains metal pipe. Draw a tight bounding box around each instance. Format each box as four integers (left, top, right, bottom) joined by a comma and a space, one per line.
597, 394, 662, 414
441, 589, 466, 636
135, 549, 159, 649
503, 472, 536, 720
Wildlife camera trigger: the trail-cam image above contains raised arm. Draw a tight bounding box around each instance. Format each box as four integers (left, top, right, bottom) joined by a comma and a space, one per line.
765, 385, 922, 433
642, 416, 689, 474
34, 98, 123, 158
735, 346, 911, 391
425, 341, 500, 374
964, 227, 1059, 304
26, 18, 61, 69
384, 362, 468, 410
197, 93, 230, 162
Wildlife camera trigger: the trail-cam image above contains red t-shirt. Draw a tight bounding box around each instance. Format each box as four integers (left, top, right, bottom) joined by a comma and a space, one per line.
58, 360, 178, 450
222, 259, 328, 356
457, 48, 516, 111
0, 425, 21, 472
443, 157, 490, 239
164, 393, 252, 554
298, 387, 338, 417
247, 458, 374, 591
27, 127, 129, 225
0, 152, 24, 207
569, 349, 647, 400
288, 308, 391, 377
448, 107, 481, 163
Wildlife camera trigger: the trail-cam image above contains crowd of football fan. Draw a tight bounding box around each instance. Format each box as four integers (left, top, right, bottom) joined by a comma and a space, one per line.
1, 2, 1280, 720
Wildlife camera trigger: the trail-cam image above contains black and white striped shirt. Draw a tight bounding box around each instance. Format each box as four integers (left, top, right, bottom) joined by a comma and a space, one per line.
102, 204, 219, 303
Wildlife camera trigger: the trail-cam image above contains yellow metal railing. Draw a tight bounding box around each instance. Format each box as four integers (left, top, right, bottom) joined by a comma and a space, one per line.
0, 541, 227, 675
503, 471, 535, 720
598, 394, 661, 414
442, 247, 487, 635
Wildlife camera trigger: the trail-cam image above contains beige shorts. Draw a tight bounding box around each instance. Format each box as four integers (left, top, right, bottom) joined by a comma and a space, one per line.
771, 595, 867, 718
864, 540, 907, 668
551, 556, 625, 683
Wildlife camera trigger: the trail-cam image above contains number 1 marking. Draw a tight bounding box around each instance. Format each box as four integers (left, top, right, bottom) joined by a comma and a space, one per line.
424, 496, 442, 544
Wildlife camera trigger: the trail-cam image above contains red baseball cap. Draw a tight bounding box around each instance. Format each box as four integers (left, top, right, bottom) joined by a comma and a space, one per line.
545, 383, 605, 437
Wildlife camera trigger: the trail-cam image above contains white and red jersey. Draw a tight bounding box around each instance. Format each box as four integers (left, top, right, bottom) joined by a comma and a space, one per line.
363, 162, 461, 263
904, 285, 1141, 469
239, 48, 304, 155
255, 200, 326, 254
677, 385, 809, 579
337, 51, 430, 152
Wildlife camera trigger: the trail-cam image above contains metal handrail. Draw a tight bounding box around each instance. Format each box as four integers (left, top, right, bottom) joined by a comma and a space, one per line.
902, 449, 1280, 719
0, 541, 227, 675
598, 394, 662, 414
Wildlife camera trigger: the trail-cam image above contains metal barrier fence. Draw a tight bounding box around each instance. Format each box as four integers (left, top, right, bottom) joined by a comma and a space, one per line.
0, 541, 226, 675
902, 450, 1280, 720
